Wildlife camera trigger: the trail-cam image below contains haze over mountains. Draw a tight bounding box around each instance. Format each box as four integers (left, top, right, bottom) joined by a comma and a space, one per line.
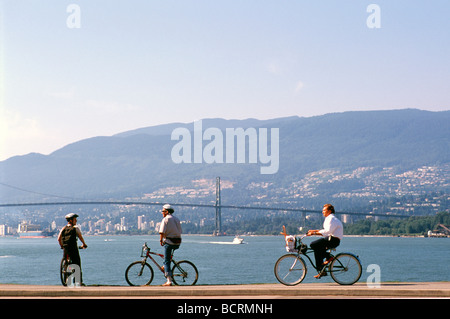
0, 109, 449, 212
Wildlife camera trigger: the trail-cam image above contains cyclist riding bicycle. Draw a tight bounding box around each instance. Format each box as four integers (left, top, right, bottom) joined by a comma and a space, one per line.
307, 204, 343, 278
57, 213, 87, 284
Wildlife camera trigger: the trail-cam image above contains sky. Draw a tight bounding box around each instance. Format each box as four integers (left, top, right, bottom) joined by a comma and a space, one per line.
0, 0, 449, 161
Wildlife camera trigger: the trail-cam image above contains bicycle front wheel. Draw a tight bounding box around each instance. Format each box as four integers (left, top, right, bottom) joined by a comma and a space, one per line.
274, 254, 307, 286
125, 261, 154, 286
60, 258, 69, 286
330, 253, 362, 285
171, 260, 198, 286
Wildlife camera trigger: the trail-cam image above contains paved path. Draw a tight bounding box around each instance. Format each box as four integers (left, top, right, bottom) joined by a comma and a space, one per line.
0, 282, 449, 298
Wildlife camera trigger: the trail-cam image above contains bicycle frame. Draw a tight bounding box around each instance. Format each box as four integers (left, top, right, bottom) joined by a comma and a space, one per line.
294, 236, 359, 275
292, 235, 339, 273
125, 242, 198, 286
140, 242, 175, 274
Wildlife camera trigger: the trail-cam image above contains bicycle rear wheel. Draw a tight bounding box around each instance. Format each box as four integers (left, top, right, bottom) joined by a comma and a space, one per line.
274, 254, 307, 286
125, 261, 154, 286
330, 253, 362, 285
171, 260, 198, 286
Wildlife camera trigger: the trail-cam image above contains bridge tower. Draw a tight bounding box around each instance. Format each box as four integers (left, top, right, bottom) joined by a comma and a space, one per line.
214, 177, 222, 236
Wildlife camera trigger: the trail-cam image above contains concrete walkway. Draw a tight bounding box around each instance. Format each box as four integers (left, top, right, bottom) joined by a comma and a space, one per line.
0, 282, 449, 298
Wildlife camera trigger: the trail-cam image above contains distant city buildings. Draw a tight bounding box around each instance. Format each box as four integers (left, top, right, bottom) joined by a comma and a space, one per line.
0, 167, 448, 236
137, 215, 156, 231
0, 215, 159, 236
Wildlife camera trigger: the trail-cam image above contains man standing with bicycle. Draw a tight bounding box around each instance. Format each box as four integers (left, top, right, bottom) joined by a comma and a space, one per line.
57, 213, 88, 285
159, 204, 182, 286
307, 204, 343, 278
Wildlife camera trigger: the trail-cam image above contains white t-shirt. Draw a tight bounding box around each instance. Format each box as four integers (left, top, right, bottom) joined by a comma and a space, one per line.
319, 214, 343, 240
159, 214, 182, 245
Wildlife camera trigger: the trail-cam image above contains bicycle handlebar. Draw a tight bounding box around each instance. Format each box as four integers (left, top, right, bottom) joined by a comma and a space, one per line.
140, 242, 149, 257
60, 245, 87, 249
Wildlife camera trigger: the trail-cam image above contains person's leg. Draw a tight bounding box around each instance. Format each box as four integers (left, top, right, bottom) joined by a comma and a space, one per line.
67, 246, 83, 285
69, 248, 81, 266
323, 237, 340, 263
310, 238, 328, 271
163, 244, 175, 285
328, 237, 340, 249
163, 244, 173, 276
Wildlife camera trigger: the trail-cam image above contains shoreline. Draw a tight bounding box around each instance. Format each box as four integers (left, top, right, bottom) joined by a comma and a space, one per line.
1, 233, 448, 239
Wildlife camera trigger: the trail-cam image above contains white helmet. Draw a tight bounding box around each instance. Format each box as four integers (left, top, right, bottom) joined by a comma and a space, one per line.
65, 213, 79, 220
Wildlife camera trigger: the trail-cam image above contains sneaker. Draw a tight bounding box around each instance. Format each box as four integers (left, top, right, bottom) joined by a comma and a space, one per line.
314, 271, 328, 279
323, 257, 334, 265
162, 281, 173, 286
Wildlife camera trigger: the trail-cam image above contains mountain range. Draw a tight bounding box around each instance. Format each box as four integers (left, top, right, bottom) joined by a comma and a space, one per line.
0, 109, 449, 211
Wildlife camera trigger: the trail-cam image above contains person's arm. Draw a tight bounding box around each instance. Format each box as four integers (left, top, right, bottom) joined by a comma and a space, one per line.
315, 215, 332, 237
78, 233, 87, 248
159, 218, 166, 246
307, 229, 322, 236
75, 227, 87, 248
57, 227, 65, 248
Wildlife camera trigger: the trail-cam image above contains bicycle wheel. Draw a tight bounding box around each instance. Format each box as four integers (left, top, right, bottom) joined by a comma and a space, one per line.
125, 261, 154, 286
171, 260, 198, 286
274, 254, 307, 286
60, 257, 69, 286
330, 253, 362, 285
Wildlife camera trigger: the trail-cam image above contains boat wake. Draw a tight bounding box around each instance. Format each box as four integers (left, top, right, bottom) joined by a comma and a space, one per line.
209, 241, 244, 245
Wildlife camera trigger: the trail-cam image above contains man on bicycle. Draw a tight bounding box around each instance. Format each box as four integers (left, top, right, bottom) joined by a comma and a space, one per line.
57, 213, 88, 284
307, 204, 343, 278
159, 204, 182, 286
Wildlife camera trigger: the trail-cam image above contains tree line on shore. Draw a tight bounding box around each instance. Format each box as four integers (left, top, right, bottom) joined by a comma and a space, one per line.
344, 211, 449, 236
113, 212, 449, 236
187, 211, 450, 236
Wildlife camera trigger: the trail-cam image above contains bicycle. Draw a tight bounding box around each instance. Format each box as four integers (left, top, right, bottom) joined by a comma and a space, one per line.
274, 227, 362, 285
60, 246, 86, 286
125, 242, 199, 286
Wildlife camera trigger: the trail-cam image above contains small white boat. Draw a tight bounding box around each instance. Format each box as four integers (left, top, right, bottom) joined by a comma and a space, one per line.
232, 236, 244, 244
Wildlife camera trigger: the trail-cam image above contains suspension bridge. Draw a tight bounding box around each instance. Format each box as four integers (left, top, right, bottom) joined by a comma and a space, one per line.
0, 177, 410, 235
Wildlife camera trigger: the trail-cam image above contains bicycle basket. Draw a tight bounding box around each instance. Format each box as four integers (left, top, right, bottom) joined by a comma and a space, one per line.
285, 235, 296, 252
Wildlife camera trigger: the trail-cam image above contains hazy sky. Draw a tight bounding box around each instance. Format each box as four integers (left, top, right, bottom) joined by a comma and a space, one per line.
1, 0, 449, 160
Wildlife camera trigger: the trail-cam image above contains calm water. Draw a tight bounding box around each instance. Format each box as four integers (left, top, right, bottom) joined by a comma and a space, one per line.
0, 235, 449, 286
